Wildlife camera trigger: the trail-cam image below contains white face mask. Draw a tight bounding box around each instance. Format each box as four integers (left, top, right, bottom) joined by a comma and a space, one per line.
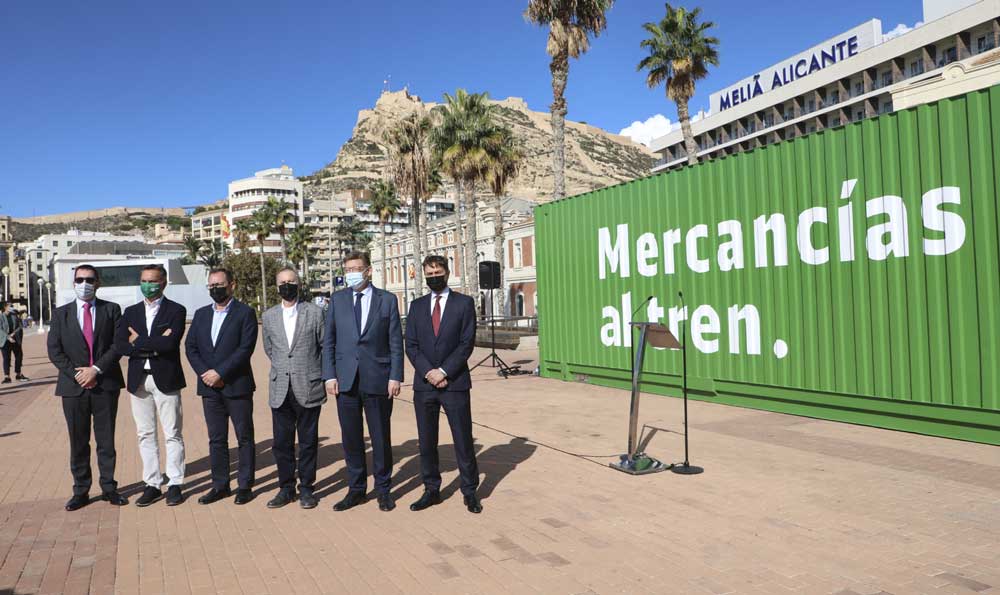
74, 282, 96, 301
345, 271, 366, 290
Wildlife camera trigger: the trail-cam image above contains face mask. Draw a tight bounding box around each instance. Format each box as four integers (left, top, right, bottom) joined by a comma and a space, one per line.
140, 281, 162, 300
74, 282, 96, 302
345, 271, 365, 290
209, 286, 230, 304
426, 275, 447, 293
278, 283, 299, 301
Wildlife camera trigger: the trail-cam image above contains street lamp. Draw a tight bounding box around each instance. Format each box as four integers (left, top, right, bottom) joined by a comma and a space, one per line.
45, 282, 52, 323
37, 278, 44, 333
0, 265, 8, 302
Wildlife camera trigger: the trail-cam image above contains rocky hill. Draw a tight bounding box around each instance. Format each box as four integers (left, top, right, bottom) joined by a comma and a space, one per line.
302, 89, 655, 203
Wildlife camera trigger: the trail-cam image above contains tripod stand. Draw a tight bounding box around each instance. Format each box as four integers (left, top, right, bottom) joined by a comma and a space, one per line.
471, 286, 519, 378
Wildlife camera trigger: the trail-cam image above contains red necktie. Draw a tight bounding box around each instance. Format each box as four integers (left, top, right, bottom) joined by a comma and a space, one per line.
82, 303, 94, 366
432, 295, 441, 337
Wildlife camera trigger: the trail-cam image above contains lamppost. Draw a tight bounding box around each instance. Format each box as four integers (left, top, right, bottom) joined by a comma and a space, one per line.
0, 265, 8, 302
37, 278, 45, 333
45, 281, 52, 324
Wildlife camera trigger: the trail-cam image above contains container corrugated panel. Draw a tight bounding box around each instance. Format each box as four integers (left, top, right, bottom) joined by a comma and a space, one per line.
536, 86, 1000, 445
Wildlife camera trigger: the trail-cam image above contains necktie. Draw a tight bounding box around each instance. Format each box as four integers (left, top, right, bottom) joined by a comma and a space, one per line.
82, 303, 94, 366
432, 295, 442, 337
354, 292, 363, 335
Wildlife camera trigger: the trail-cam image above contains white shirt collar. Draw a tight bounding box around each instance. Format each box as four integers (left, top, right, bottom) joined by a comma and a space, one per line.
76, 298, 96, 309
282, 301, 298, 313
144, 296, 163, 309
432, 288, 451, 299
354, 284, 373, 298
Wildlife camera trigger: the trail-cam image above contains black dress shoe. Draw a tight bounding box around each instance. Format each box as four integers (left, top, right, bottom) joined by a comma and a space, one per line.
135, 486, 162, 507
102, 491, 128, 506
464, 494, 483, 514
65, 494, 89, 512
165, 486, 183, 506
234, 488, 253, 505
197, 487, 232, 505
15, 375, 29, 382
267, 489, 297, 509
332, 491, 367, 511
409, 490, 441, 511
299, 489, 317, 510
377, 493, 395, 511
1, 377, 10, 384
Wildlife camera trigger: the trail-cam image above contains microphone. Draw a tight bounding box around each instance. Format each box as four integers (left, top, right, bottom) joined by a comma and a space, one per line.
631, 295, 654, 319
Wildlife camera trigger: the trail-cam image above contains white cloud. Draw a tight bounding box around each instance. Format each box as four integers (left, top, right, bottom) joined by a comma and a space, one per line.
883, 21, 923, 41
619, 114, 674, 147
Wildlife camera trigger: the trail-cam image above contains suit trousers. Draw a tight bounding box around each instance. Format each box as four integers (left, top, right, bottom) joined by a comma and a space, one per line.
62, 388, 120, 496
130, 374, 185, 487
202, 394, 255, 490
336, 381, 393, 494
271, 388, 321, 492
413, 390, 480, 496
2, 340, 22, 376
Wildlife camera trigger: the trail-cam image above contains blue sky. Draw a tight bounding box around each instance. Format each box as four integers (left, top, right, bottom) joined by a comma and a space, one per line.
0, 0, 923, 217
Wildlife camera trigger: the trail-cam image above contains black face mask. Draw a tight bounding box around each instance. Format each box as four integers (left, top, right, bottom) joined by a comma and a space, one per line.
209, 286, 230, 304
278, 283, 299, 301
426, 275, 447, 293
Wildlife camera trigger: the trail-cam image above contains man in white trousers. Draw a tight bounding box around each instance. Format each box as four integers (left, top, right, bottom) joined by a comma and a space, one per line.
114, 264, 188, 506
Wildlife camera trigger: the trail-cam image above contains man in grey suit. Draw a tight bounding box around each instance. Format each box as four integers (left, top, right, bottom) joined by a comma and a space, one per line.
262, 268, 327, 510
323, 251, 403, 512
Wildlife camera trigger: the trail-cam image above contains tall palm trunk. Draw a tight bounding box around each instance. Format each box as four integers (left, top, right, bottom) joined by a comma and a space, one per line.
257, 239, 267, 309
279, 227, 287, 263
549, 49, 569, 200
454, 179, 466, 293
677, 96, 699, 166
380, 220, 388, 288
418, 200, 428, 289
493, 195, 506, 317
411, 192, 424, 292
465, 181, 479, 308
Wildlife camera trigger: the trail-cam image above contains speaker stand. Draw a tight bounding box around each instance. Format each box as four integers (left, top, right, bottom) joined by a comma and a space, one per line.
471, 286, 519, 378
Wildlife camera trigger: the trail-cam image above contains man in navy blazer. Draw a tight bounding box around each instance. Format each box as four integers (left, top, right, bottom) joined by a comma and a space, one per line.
184, 267, 259, 506
405, 255, 481, 513
114, 264, 187, 507
322, 251, 403, 512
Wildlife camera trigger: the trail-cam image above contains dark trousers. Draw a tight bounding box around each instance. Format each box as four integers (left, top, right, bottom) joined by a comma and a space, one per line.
271, 388, 321, 492
413, 390, 479, 496
336, 385, 393, 495
2, 339, 22, 376
202, 394, 255, 490
61, 388, 120, 496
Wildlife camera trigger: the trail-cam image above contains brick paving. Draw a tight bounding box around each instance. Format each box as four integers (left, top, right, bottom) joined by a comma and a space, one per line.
0, 331, 998, 594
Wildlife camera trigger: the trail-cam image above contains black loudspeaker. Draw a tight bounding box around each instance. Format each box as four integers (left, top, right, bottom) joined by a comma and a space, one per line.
478, 261, 501, 289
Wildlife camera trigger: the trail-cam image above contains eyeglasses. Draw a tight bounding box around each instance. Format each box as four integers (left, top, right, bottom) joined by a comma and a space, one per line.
344, 266, 368, 273
74, 277, 96, 284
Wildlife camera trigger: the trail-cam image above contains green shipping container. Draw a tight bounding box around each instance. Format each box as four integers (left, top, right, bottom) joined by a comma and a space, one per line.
536, 86, 1000, 445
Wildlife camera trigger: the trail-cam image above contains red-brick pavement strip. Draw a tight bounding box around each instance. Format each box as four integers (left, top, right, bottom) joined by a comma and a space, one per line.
1, 331, 999, 594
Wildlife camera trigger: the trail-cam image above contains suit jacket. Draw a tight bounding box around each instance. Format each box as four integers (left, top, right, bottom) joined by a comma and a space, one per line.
262, 301, 326, 408
0, 312, 8, 348
405, 290, 477, 392
8, 313, 23, 340
321, 286, 403, 395
114, 297, 187, 394
184, 299, 258, 398
46, 298, 125, 397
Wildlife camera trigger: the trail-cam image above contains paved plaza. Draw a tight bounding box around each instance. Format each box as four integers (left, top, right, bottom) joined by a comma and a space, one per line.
0, 332, 998, 594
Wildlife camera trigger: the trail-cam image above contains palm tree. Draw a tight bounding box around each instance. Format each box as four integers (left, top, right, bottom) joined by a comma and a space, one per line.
369, 179, 400, 288
525, 0, 614, 199
335, 217, 368, 255
199, 239, 224, 269
431, 89, 499, 293
638, 3, 719, 166
249, 207, 275, 309
485, 126, 525, 317
287, 224, 316, 281
265, 196, 294, 263
182, 236, 202, 264
232, 218, 253, 253
385, 112, 435, 291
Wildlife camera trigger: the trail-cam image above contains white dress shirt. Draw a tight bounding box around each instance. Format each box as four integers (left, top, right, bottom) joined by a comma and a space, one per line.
353, 284, 373, 331
282, 302, 298, 348
75, 298, 100, 373
143, 297, 163, 370
430, 287, 451, 318
211, 298, 233, 346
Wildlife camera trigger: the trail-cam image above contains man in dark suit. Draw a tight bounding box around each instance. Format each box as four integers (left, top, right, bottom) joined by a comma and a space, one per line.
184, 267, 258, 505
114, 264, 187, 507
405, 255, 481, 513
46, 264, 128, 511
1, 302, 29, 383
323, 251, 403, 512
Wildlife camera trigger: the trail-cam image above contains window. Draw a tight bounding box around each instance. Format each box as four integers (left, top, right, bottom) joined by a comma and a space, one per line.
910, 59, 924, 76
809, 125, 817, 133
764, 115, 774, 128
831, 117, 841, 127
35, 252, 41, 259
515, 293, 525, 317
881, 71, 893, 87
854, 82, 864, 96
96, 264, 157, 287
881, 101, 893, 114
807, 99, 816, 113
36, 264, 43, 272
52, 241, 59, 247
942, 46, 957, 65
828, 91, 839, 104
784, 109, 793, 121
977, 35, 993, 53
856, 110, 864, 121
514, 240, 523, 268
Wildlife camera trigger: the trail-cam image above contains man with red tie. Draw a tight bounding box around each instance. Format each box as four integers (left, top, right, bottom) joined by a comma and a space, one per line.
47, 264, 127, 511
404, 255, 482, 513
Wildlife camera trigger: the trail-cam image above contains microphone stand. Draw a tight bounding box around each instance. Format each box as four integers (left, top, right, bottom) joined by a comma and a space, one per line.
672, 290, 703, 475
